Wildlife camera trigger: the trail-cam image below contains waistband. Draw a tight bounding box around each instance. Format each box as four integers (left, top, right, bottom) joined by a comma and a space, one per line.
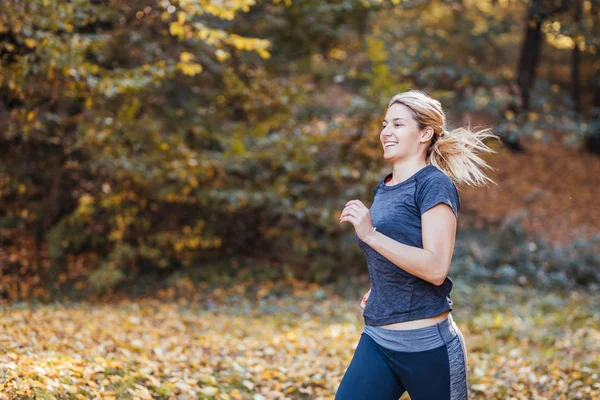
362, 313, 459, 352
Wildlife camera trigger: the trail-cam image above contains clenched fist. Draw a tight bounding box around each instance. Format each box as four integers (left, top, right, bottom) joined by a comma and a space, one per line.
339, 199, 376, 241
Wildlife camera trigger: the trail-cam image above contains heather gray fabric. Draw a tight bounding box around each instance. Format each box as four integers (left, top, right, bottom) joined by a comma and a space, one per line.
355, 164, 460, 326
363, 312, 457, 352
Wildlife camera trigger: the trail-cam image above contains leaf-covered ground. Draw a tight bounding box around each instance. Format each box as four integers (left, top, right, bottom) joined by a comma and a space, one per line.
1, 279, 598, 399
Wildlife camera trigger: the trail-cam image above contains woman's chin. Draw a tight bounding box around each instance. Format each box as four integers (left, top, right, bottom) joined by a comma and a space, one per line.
383, 151, 399, 160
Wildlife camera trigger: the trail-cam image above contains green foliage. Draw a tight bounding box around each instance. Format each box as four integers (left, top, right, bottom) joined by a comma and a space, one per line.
88, 265, 126, 291
453, 216, 600, 291
1, 0, 599, 297
488, 217, 600, 290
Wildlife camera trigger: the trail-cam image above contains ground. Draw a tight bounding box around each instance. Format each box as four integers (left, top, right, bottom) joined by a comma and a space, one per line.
1, 278, 598, 399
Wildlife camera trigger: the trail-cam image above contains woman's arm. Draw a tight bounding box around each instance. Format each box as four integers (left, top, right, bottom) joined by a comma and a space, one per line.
363, 203, 457, 286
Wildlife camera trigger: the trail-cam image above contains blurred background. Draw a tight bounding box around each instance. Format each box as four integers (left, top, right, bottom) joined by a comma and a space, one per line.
0, 1, 599, 399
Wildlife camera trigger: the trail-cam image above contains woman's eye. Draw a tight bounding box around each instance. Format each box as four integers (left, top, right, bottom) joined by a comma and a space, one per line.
395, 124, 402, 128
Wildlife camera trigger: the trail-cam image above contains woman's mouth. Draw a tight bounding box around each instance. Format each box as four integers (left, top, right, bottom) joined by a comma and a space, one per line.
384, 141, 398, 148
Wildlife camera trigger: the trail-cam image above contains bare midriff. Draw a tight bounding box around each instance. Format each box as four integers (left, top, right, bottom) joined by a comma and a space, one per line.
379, 310, 450, 330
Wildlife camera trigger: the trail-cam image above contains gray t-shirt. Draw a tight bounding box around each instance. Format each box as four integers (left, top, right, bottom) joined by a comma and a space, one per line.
355, 164, 460, 326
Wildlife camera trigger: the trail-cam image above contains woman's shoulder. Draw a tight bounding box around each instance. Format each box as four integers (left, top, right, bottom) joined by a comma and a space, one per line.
414, 166, 460, 202
414, 165, 461, 215
418, 165, 456, 187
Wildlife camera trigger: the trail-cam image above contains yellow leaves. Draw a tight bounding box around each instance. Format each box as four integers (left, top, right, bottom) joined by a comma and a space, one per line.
328, 48, 347, 61
528, 112, 538, 122
88, 63, 100, 74
172, 220, 219, 253
193, 0, 257, 21
545, 32, 575, 50
471, 383, 489, 392
165, 1, 271, 63
199, 386, 218, 396
179, 51, 194, 63
24, 38, 37, 48
472, 19, 489, 35
1, 281, 599, 399
169, 21, 186, 39
215, 49, 230, 62
197, 26, 211, 41
242, 379, 254, 390
365, 36, 388, 64
178, 63, 203, 76
163, 0, 271, 59
227, 34, 271, 58
176, 51, 203, 76
230, 137, 246, 155
74, 193, 95, 221
128, 384, 153, 399
256, 48, 270, 59
174, 237, 199, 251
166, 192, 179, 202
199, 373, 218, 385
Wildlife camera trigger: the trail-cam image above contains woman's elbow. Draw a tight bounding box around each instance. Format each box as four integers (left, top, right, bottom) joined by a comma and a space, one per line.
432, 265, 450, 286
433, 274, 447, 286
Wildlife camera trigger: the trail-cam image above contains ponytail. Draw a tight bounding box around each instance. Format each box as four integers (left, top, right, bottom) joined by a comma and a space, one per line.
428, 124, 500, 187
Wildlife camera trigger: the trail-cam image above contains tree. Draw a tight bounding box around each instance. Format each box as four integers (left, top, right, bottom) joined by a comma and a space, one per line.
517, 0, 569, 111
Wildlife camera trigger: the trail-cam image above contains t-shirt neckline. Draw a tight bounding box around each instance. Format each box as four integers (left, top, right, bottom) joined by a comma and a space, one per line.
380, 164, 435, 191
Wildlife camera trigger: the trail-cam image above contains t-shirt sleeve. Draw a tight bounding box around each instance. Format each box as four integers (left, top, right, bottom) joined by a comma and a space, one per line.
372, 183, 379, 198
415, 173, 460, 218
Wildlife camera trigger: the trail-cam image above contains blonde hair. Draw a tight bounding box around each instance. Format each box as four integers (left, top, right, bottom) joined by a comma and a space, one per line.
388, 89, 500, 187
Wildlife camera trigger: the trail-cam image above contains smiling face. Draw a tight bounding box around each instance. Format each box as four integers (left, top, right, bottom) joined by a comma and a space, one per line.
381, 102, 432, 162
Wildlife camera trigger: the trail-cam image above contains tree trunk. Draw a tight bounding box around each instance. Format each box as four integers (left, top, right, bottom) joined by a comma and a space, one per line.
584, 67, 600, 155
584, 0, 600, 155
516, 2, 544, 111
516, 0, 570, 110
501, 0, 570, 152
571, 0, 582, 113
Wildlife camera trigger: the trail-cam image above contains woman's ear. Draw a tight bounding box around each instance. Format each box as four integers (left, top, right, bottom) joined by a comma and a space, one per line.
420, 127, 435, 143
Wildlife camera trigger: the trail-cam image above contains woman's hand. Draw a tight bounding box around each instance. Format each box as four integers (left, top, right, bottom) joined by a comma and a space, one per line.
339, 199, 375, 241
360, 288, 371, 311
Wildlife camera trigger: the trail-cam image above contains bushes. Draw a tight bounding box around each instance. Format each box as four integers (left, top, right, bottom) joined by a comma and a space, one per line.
180, 213, 600, 293
452, 215, 600, 291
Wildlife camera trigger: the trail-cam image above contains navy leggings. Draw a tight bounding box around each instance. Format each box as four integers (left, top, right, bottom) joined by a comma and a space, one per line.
335, 314, 469, 400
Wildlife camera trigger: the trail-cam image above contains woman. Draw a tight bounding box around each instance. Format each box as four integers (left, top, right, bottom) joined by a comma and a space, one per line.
336, 90, 498, 400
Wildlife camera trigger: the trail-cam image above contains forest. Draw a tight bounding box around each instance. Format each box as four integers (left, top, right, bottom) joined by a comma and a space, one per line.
0, 0, 599, 398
